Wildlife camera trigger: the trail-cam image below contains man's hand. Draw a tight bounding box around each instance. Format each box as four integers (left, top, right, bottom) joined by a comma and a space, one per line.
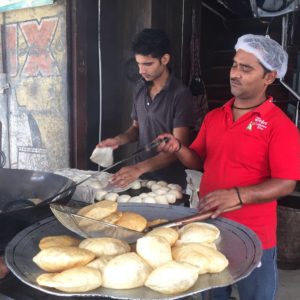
110, 165, 143, 188
198, 188, 241, 218
97, 137, 120, 150
156, 133, 181, 153
0, 256, 9, 279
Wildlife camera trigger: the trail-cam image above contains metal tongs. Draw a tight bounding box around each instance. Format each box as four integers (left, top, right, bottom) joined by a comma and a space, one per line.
99, 136, 169, 174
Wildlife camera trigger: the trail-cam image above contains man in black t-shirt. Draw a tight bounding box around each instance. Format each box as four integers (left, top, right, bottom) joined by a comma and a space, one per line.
97, 28, 194, 188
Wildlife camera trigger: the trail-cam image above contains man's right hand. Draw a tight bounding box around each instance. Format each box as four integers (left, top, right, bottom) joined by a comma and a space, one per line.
97, 137, 120, 150
156, 133, 181, 153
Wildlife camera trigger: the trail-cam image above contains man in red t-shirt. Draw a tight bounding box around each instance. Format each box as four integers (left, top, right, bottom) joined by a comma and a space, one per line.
156, 34, 300, 300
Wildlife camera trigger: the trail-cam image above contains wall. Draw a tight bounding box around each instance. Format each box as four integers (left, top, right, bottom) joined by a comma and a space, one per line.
100, 0, 152, 163
0, 0, 69, 171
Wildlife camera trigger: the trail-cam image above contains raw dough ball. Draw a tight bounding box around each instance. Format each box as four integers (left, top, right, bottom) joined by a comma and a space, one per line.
87, 181, 103, 190
95, 190, 108, 201
105, 192, 119, 202
117, 194, 131, 203
169, 189, 183, 199
146, 180, 156, 189
151, 183, 162, 191
154, 187, 170, 195
139, 193, 148, 198
154, 195, 169, 205
128, 196, 143, 203
148, 192, 157, 197
165, 193, 176, 204
167, 183, 183, 192
141, 180, 148, 187
131, 180, 142, 190
157, 180, 168, 187
143, 196, 156, 204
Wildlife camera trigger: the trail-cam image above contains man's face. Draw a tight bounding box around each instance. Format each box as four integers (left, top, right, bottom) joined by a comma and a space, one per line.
135, 54, 168, 82
230, 49, 273, 100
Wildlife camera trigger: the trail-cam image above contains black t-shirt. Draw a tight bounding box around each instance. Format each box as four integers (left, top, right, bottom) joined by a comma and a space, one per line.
130, 74, 194, 188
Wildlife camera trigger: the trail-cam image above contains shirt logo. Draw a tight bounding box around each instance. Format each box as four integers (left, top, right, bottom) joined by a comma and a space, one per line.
246, 117, 268, 131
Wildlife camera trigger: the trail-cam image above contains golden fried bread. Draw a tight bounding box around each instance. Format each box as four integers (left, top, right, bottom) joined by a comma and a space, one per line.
178, 222, 220, 244
79, 237, 130, 257
37, 266, 102, 292
115, 211, 147, 232
102, 252, 152, 289
86, 255, 116, 272
136, 236, 172, 268
146, 227, 179, 246
147, 218, 168, 227
145, 261, 198, 294
101, 211, 123, 224
39, 235, 81, 250
33, 247, 95, 272
77, 200, 118, 225
172, 243, 228, 274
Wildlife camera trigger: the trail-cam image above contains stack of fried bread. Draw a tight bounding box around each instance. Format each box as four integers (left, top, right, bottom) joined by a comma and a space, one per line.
34, 201, 229, 295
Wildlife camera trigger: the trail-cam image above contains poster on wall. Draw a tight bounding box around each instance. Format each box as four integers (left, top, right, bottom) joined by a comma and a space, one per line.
0, 0, 55, 13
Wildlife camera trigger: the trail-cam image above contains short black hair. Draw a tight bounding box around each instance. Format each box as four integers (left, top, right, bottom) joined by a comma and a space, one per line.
131, 28, 171, 59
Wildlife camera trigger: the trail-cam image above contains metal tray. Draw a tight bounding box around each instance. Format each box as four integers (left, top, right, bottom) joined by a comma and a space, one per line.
5, 204, 262, 299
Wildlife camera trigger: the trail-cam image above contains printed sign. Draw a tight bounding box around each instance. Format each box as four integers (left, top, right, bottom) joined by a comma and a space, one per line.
0, 0, 54, 13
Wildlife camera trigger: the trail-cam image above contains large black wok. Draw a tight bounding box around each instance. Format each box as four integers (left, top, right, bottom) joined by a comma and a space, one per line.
0, 168, 75, 253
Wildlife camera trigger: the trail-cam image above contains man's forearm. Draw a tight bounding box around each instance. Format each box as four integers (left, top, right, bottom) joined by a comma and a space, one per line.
115, 125, 139, 145
134, 152, 178, 175
176, 145, 203, 171
238, 178, 297, 204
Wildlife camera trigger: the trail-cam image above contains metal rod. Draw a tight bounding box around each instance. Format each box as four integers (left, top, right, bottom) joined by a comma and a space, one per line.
97, 0, 102, 171
201, 2, 226, 21
279, 79, 300, 126
280, 79, 300, 102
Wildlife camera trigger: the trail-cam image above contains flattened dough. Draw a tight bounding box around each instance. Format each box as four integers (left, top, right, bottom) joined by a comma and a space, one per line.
90, 147, 113, 167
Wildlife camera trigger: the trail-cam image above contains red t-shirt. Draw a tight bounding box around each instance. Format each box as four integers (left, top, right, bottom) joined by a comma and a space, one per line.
190, 97, 300, 249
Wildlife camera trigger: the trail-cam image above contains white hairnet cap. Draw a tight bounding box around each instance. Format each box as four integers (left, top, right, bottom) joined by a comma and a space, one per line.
234, 34, 288, 79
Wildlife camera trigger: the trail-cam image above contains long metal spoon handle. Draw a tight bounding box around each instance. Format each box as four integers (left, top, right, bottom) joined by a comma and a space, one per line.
148, 204, 242, 231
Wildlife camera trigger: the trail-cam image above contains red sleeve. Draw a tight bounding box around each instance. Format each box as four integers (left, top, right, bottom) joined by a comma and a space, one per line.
269, 121, 300, 179
189, 116, 207, 159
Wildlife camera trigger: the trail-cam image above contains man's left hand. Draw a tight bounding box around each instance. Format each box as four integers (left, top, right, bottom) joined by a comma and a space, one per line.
109, 165, 143, 188
198, 188, 241, 218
